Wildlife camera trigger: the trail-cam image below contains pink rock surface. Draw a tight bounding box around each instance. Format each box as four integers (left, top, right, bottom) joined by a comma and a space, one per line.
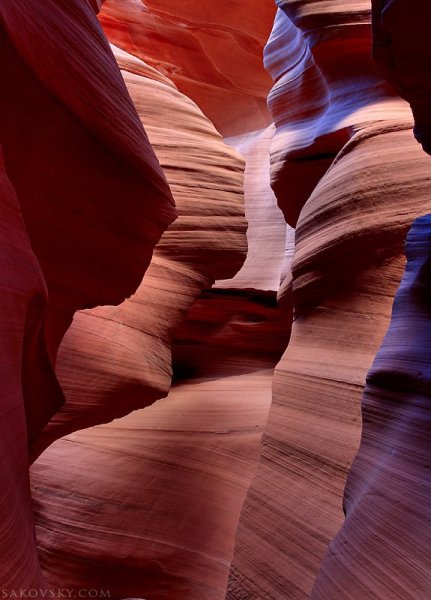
2, 0, 431, 598
31, 372, 276, 599
30, 38, 272, 600
32, 44, 247, 458
32, 291, 290, 599
310, 3, 431, 598
218, 127, 291, 292
29, 8, 292, 595
312, 216, 431, 599
228, 2, 431, 598
99, 0, 276, 135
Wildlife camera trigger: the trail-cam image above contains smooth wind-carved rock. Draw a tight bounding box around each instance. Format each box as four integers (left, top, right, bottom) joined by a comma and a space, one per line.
0, 0, 175, 379
99, 0, 276, 135
0, 150, 62, 593
3, 0, 431, 598
32, 43, 247, 457
30, 40, 257, 600
311, 216, 431, 599
0, 0, 175, 592
228, 2, 431, 599
29, 4, 293, 598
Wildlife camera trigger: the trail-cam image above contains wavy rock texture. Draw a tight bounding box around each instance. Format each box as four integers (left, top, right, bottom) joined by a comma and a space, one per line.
98, 0, 276, 135
229, 258, 405, 599
0, 1, 174, 454
32, 43, 247, 457
228, 2, 431, 599
218, 127, 292, 292
26, 3, 297, 598
265, 1, 388, 227
310, 3, 431, 598
0, 0, 177, 593
0, 0, 175, 444
0, 150, 61, 592
4, 0, 429, 598
312, 215, 431, 599
29, 36, 283, 599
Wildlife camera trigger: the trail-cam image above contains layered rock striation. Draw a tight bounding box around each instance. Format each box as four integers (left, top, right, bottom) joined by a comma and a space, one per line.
27, 4, 289, 596
0, 0, 175, 443
312, 216, 431, 599
1, 0, 430, 598
228, 1, 431, 599
0, 0, 175, 592
99, 0, 276, 135
32, 43, 247, 457
311, 2, 431, 598
0, 149, 57, 593
26, 5, 296, 599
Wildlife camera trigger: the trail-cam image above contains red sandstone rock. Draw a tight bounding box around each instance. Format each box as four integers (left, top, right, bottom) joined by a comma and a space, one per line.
3, 0, 431, 598
309, 3, 431, 598
30, 41, 274, 598
311, 216, 431, 599
0, 149, 61, 592
0, 1, 175, 591
228, 3, 431, 599
30, 10, 292, 596
99, 0, 276, 135
0, 0, 175, 371
31, 289, 289, 598
31, 44, 247, 459
265, 2, 390, 228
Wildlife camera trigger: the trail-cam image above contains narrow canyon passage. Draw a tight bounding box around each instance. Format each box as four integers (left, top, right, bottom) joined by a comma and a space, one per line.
31, 1, 290, 598
1, 1, 431, 599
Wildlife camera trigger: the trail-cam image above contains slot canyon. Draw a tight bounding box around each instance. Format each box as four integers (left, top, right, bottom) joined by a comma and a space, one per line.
0, 1, 430, 599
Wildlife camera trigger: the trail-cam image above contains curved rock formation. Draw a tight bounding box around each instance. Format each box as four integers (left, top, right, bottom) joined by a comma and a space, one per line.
0, 0, 175, 592
31, 43, 247, 457
98, 0, 276, 135
228, 2, 431, 599
310, 3, 431, 598
29, 5, 293, 596
31, 290, 289, 599
3, 0, 430, 598
229, 257, 406, 599
311, 215, 431, 599
30, 39, 267, 599
218, 126, 291, 292
372, 0, 431, 153
0, 0, 175, 375
0, 150, 61, 592
265, 1, 390, 228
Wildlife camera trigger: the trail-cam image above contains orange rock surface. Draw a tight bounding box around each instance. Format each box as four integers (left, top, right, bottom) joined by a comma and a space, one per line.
98, 0, 276, 135
26, 3, 296, 597
32, 43, 247, 457
1, 0, 431, 598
